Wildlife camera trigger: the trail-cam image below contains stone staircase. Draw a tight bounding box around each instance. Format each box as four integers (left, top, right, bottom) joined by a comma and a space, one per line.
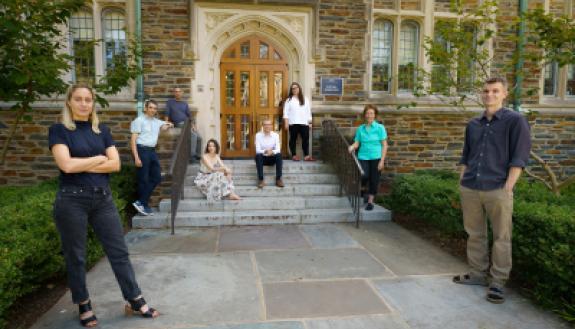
132, 160, 392, 228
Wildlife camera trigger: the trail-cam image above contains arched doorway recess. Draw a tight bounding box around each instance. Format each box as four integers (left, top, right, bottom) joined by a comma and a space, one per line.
219, 35, 288, 157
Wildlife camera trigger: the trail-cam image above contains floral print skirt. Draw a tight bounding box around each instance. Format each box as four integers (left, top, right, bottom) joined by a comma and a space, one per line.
193, 172, 235, 202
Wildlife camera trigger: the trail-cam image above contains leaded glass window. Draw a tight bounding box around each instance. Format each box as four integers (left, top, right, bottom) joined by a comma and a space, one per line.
70, 11, 95, 83
372, 19, 393, 92
103, 10, 126, 71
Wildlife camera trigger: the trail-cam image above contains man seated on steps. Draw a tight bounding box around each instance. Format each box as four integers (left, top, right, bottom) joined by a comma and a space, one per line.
255, 119, 284, 188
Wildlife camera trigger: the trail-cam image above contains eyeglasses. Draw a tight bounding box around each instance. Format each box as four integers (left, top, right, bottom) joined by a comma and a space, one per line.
291, 87, 299, 90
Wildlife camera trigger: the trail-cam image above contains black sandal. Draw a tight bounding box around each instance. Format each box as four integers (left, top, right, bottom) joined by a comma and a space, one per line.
79, 300, 98, 327
486, 285, 505, 304
125, 297, 159, 318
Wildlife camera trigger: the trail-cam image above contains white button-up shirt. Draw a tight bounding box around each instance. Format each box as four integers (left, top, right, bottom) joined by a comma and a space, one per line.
283, 97, 312, 125
255, 131, 281, 155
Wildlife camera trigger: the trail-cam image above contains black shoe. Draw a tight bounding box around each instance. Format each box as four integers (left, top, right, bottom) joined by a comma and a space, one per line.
365, 203, 374, 211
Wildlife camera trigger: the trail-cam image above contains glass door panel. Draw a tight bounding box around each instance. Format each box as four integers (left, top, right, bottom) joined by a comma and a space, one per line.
259, 72, 269, 107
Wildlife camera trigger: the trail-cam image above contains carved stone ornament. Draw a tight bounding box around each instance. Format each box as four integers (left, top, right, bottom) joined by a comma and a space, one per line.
274, 15, 304, 36
205, 12, 236, 32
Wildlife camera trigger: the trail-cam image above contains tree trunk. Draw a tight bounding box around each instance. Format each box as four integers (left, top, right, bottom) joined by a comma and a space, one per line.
0, 104, 27, 165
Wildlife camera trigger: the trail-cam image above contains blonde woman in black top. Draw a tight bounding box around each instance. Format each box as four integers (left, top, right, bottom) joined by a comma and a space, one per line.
49, 84, 159, 327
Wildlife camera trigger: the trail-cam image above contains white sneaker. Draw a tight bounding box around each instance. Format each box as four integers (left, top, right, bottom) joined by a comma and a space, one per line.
132, 201, 148, 216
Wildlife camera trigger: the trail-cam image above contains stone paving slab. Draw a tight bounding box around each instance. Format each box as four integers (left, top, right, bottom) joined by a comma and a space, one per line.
31, 223, 569, 329
126, 228, 218, 254
298, 225, 360, 249
218, 226, 310, 252
264, 280, 390, 319
372, 276, 570, 329
187, 322, 305, 329
31, 253, 261, 329
340, 222, 468, 275
304, 314, 412, 329
255, 248, 392, 282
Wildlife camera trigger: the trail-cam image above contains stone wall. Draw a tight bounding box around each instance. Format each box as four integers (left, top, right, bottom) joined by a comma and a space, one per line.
2, 107, 574, 193
315, 0, 368, 102
0, 108, 179, 206
312, 110, 575, 177
142, 0, 193, 104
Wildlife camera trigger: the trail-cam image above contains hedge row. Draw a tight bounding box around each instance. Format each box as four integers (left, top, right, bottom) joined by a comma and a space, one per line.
0, 166, 136, 328
381, 171, 575, 323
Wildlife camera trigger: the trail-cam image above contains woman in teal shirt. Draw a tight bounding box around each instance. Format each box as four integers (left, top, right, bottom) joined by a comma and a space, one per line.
348, 104, 388, 210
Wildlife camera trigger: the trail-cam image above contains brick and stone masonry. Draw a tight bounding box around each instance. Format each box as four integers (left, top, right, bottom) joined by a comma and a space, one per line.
1, 107, 573, 205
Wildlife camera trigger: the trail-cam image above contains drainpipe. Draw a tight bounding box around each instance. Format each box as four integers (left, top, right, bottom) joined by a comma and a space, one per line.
135, 0, 144, 116
513, 0, 527, 111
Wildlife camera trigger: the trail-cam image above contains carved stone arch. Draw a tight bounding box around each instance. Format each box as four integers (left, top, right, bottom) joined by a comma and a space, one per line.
192, 10, 312, 151
207, 15, 303, 72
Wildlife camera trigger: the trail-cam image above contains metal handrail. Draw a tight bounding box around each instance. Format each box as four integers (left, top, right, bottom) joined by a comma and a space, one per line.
167, 118, 191, 235
321, 120, 365, 228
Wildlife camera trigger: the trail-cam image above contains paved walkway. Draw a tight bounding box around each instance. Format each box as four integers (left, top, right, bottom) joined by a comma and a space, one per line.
31, 222, 568, 329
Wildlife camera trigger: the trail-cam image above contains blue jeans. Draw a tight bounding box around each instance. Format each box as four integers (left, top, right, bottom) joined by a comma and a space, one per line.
255, 153, 283, 180
137, 145, 161, 207
53, 186, 142, 303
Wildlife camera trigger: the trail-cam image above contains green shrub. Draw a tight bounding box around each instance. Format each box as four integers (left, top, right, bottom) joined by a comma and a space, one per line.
381, 171, 465, 236
383, 171, 575, 323
0, 166, 136, 328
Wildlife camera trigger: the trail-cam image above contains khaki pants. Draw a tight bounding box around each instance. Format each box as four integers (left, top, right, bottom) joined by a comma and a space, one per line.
459, 185, 513, 285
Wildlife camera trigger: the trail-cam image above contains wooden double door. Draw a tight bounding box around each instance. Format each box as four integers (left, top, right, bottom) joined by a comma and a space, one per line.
220, 36, 288, 158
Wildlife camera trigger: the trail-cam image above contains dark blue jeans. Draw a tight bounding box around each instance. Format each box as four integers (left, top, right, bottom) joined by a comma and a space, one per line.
53, 186, 141, 304
137, 145, 161, 207
255, 153, 283, 180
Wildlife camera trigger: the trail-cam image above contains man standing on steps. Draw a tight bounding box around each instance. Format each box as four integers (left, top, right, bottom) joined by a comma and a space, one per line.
255, 119, 284, 188
453, 77, 531, 304
131, 100, 174, 216
165, 87, 202, 163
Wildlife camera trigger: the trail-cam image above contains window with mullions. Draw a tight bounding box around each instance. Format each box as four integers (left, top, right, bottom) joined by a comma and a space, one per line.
372, 19, 393, 92
567, 65, 575, 96
70, 11, 95, 84
103, 10, 126, 71
431, 20, 478, 94
456, 23, 478, 93
398, 20, 419, 92
543, 62, 558, 96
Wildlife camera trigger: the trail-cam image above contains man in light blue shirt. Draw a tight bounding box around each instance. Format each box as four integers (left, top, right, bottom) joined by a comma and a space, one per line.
131, 100, 173, 215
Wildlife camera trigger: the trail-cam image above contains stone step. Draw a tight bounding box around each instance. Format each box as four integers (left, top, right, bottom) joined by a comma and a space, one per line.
184, 173, 339, 185
132, 205, 392, 228
158, 196, 350, 212
186, 162, 333, 175
183, 184, 342, 199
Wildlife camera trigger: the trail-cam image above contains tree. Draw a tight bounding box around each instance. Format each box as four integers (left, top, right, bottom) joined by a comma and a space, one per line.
413, 0, 575, 195
0, 0, 143, 164
520, 8, 575, 195
413, 0, 499, 110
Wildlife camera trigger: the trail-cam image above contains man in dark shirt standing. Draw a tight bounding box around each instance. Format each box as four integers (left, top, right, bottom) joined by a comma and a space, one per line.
165, 87, 202, 162
453, 77, 531, 304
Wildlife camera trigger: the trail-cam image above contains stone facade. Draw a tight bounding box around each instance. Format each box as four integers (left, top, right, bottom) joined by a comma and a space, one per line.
316, 0, 368, 102
312, 110, 575, 177
142, 0, 193, 101
0, 109, 178, 205
1, 0, 574, 190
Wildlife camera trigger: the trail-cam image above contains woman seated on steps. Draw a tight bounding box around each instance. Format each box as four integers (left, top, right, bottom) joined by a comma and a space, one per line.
194, 139, 241, 202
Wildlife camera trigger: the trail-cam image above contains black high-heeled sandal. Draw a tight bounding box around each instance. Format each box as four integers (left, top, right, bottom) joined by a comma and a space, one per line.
79, 300, 98, 327
124, 297, 159, 318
